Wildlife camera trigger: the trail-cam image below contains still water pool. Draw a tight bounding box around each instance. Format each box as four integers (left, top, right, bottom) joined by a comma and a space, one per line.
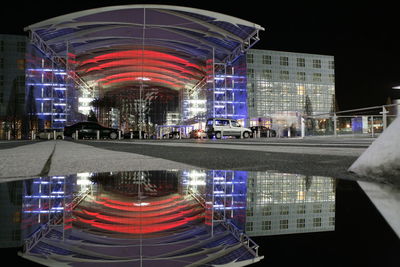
0, 170, 398, 266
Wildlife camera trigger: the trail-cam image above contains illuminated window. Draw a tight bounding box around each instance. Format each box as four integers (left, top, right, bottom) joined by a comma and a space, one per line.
263, 55, 272, 64
262, 221, 272, 230
313, 204, 322, 213
246, 221, 253, 231
329, 204, 335, 212
313, 73, 322, 82
329, 217, 335, 226
297, 58, 305, 67
262, 206, 272, 216
297, 218, 305, 228
280, 56, 289, 66
297, 205, 306, 214
313, 59, 321, 68
296, 72, 306, 81
280, 205, 289, 215
297, 85, 305, 96
262, 69, 272, 79
328, 60, 335, 69
280, 219, 289, 229
248, 68, 254, 78
329, 74, 335, 83
313, 218, 322, 227
247, 54, 254, 64
280, 70, 289, 80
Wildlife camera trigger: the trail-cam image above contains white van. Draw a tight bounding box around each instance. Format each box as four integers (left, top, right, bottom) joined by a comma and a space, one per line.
36, 129, 64, 140
206, 118, 252, 139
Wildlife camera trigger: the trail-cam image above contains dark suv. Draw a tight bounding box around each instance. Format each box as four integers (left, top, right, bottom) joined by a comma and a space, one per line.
64, 122, 119, 139
250, 126, 276, 137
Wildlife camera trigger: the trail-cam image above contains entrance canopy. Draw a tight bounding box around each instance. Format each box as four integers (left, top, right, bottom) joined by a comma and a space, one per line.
25, 5, 264, 93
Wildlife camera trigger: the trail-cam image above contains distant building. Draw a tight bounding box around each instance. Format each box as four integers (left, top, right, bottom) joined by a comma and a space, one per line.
0, 34, 27, 139
246, 49, 335, 135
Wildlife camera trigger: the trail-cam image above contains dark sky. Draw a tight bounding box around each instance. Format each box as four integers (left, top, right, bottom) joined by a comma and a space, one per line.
2, 0, 399, 110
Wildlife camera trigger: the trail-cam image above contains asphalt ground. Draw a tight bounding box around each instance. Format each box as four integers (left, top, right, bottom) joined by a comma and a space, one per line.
0, 137, 374, 182
77, 137, 372, 182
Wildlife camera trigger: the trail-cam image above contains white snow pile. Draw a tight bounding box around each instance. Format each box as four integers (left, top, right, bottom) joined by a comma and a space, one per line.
348, 116, 400, 184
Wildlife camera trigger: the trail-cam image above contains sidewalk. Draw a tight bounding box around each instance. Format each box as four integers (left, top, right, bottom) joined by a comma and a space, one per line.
0, 140, 197, 182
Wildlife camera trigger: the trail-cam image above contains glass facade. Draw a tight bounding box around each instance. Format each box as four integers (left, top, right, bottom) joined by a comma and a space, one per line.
25, 43, 81, 131
246, 49, 335, 135
206, 55, 248, 125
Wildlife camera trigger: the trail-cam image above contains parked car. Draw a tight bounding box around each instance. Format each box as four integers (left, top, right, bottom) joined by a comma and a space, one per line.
206, 118, 252, 139
123, 130, 147, 139
189, 129, 207, 139
64, 121, 119, 139
250, 126, 276, 137
36, 128, 64, 140
162, 131, 181, 139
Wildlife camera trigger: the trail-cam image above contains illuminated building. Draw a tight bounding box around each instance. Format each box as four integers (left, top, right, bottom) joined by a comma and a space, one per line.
23, 5, 263, 132
246, 49, 335, 134
0, 34, 27, 138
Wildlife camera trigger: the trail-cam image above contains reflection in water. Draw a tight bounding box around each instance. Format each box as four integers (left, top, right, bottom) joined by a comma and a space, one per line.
245, 172, 335, 236
0, 170, 336, 266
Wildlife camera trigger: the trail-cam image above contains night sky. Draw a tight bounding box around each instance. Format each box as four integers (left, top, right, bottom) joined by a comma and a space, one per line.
2, 0, 399, 111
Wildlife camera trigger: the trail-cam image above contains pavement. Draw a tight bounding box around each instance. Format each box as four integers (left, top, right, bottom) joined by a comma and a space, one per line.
0, 140, 198, 182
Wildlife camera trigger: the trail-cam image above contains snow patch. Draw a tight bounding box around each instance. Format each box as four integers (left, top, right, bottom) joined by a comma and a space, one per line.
348, 117, 400, 181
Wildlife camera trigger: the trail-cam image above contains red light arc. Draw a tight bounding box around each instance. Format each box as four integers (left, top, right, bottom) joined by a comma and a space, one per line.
77, 49, 206, 92
73, 194, 205, 234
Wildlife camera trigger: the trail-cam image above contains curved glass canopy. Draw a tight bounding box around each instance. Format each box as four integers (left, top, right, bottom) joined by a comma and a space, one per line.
25, 5, 264, 93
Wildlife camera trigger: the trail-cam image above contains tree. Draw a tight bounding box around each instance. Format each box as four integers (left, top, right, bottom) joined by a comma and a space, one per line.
304, 95, 315, 134
87, 109, 98, 122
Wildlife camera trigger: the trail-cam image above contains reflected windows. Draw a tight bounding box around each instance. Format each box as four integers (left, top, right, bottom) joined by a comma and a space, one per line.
297, 218, 306, 228
313, 204, 322, 213
279, 219, 289, 229
297, 205, 306, 214
246, 221, 254, 231
262, 206, 272, 216
262, 221, 272, 231
313, 218, 322, 227
280, 205, 289, 215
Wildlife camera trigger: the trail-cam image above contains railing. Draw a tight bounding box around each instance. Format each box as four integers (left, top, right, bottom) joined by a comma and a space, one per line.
22, 187, 91, 253
302, 103, 399, 138
187, 187, 261, 258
